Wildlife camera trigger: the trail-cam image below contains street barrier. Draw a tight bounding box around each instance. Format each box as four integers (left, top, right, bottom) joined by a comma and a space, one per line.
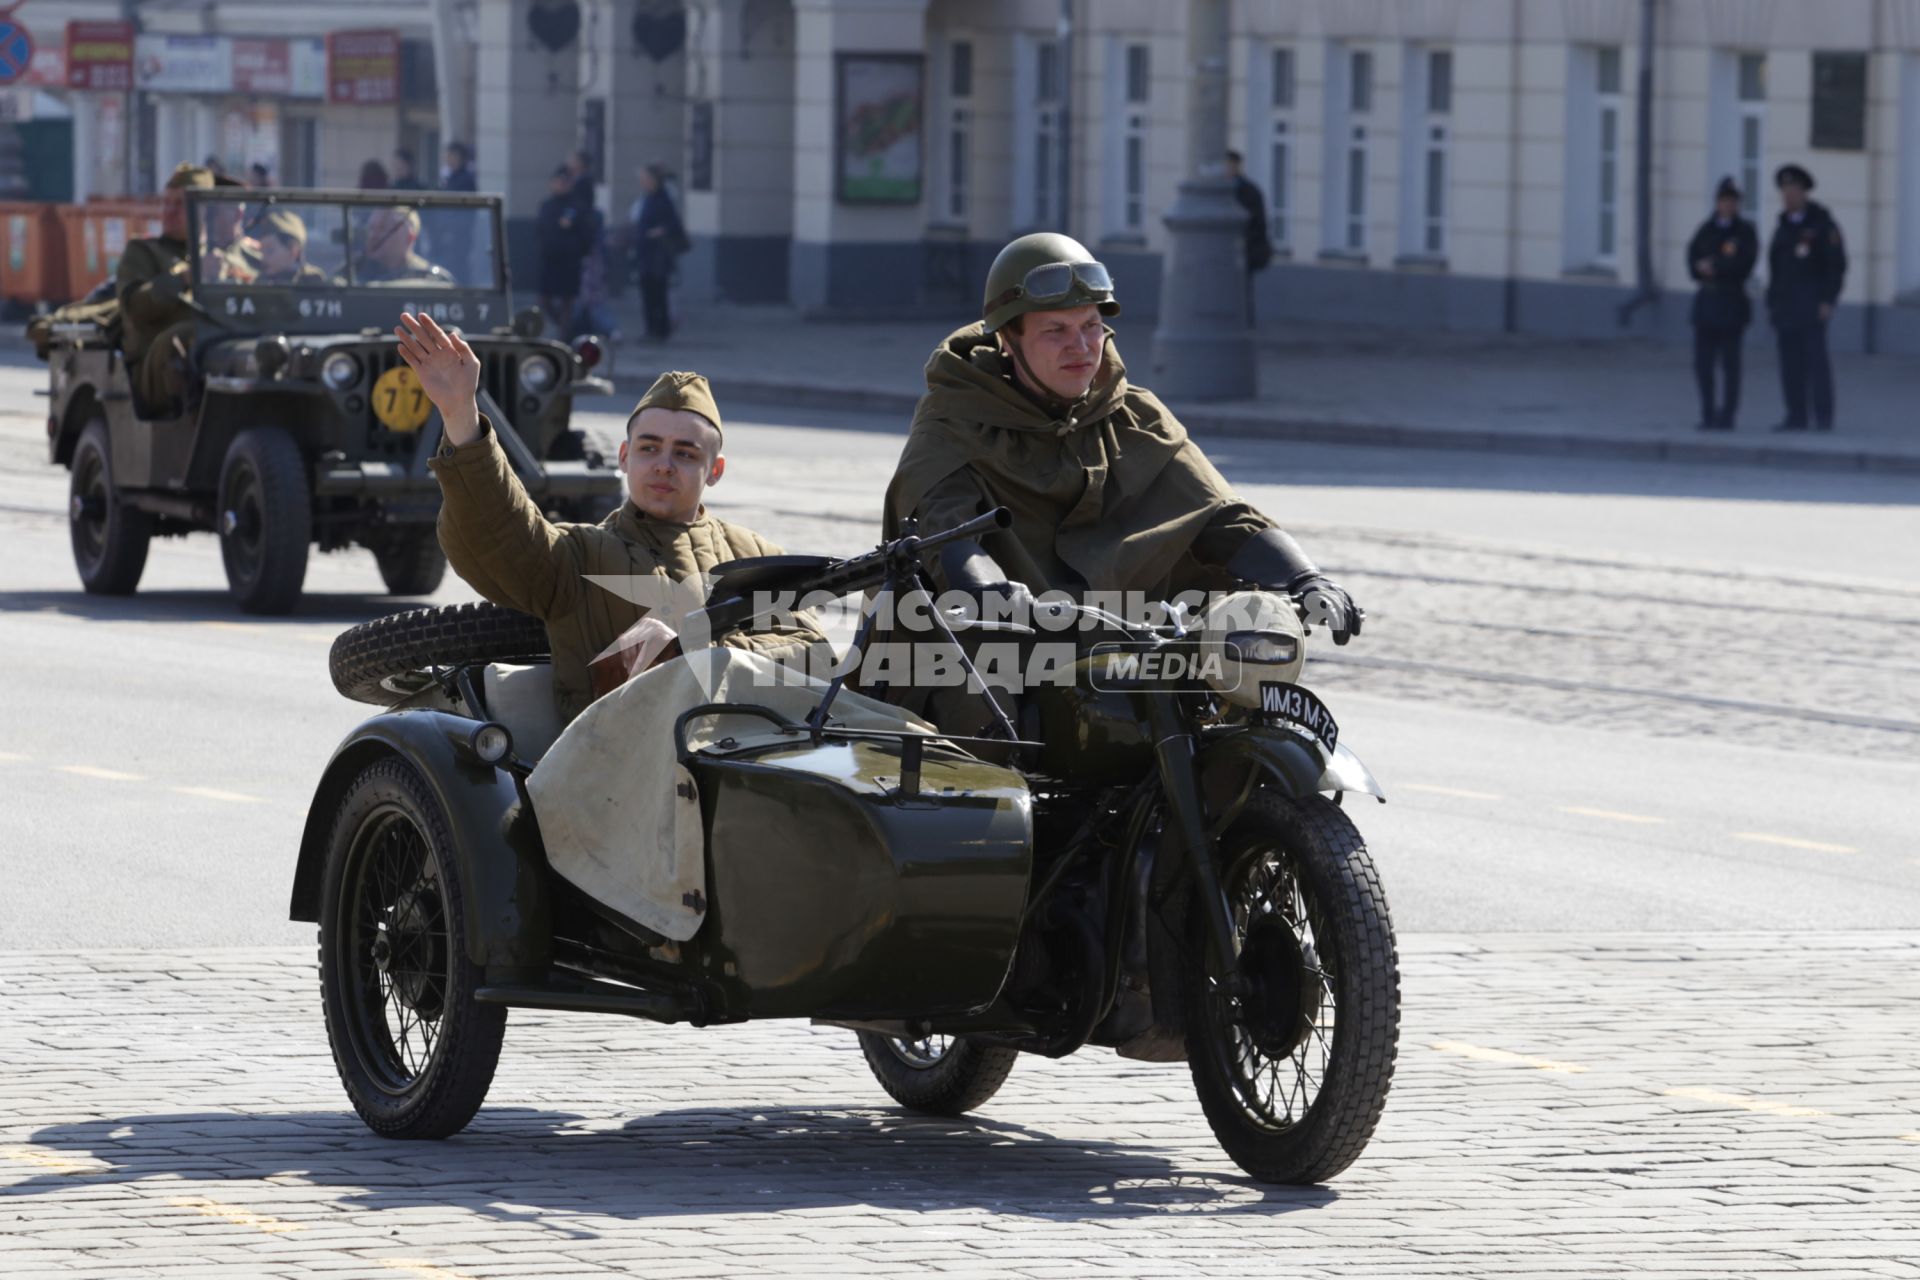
0, 203, 70, 304
56, 199, 165, 302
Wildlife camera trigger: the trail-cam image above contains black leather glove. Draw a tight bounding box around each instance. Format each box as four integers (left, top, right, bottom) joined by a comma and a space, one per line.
1224, 528, 1365, 645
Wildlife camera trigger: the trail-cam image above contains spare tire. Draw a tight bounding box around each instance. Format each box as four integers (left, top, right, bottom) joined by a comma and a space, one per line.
330, 602, 551, 706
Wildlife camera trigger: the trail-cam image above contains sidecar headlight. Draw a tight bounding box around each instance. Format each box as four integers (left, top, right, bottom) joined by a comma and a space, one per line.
1225, 631, 1299, 666
518, 354, 559, 394
469, 722, 514, 765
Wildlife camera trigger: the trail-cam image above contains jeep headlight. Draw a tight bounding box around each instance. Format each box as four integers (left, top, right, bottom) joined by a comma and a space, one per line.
1199, 590, 1306, 708
518, 354, 559, 394
321, 352, 361, 390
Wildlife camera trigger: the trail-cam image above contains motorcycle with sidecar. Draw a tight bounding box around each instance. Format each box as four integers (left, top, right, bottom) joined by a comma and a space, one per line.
292, 509, 1400, 1184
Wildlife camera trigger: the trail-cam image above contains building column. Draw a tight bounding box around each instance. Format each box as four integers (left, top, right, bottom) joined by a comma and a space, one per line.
789, 0, 930, 314
586, 0, 688, 235
679, 0, 796, 305
474, 0, 583, 291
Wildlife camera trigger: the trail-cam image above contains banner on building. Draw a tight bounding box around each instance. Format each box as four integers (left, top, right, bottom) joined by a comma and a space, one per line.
233, 37, 327, 99
326, 29, 399, 105
135, 34, 233, 93
65, 20, 134, 92
835, 53, 924, 204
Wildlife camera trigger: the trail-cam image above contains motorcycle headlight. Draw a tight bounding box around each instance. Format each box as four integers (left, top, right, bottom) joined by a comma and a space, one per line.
1225, 631, 1300, 665
321, 352, 361, 390
518, 354, 559, 394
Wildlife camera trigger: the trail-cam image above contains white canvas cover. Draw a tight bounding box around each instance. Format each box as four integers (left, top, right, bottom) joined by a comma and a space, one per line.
526, 646, 934, 941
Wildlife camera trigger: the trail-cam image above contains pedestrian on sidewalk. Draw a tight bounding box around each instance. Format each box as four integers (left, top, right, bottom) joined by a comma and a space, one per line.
630, 163, 686, 343
390, 148, 427, 192
1225, 150, 1274, 322
1686, 176, 1757, 431
537, 165, 591, 338
1765, 164, 1846, 432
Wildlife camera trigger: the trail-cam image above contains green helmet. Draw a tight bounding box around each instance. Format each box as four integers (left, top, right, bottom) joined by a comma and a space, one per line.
981, 232, 1120, 333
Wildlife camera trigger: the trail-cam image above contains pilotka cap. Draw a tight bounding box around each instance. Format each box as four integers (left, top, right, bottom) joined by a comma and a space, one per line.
629, 370, 724, 447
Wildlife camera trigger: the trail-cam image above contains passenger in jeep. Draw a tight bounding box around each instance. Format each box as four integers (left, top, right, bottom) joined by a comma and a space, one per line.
398, 311, 829, 721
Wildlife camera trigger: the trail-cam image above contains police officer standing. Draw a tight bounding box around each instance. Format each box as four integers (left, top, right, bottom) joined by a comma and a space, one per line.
1765, 164, 1847, 432
1686, 177, 1757, 430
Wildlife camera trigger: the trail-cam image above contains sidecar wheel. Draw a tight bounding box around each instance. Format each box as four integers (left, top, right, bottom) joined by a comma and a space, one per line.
319, 755, 506, 1139
1182, 791, 1399, 1185
856, 1031, 1018, 1116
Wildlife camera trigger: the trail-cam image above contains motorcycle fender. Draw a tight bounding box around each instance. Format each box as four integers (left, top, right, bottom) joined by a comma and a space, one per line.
288, 709, 551, 976
1196, 727, 1386, 807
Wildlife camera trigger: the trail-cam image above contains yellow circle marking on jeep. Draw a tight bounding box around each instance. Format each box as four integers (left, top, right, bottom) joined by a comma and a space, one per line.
372, 364, 433, 433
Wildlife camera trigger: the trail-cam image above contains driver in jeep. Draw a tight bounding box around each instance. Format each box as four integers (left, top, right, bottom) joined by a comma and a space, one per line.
356, 208, 456, 285
883, 232, 1364, 726
398, 311, 828, 723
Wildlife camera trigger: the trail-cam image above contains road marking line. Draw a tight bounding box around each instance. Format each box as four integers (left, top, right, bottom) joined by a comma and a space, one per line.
56, 764, 146, 782
1, 1145, 106, 1175
1431, 1040, 1589, 1074
1560, 806, 1666, 824
1901, 1133, 1920, 1143
1732, 832, 1856, 855
383, 1261, 480, 1280
171, 785, 266, 804
168, 1195, 306, 1234
1403, 783, 1503, 800
0, 751, 29, 763
1661, 1086, 1829, 1119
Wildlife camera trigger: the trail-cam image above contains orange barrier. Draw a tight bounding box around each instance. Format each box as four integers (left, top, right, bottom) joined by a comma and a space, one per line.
57, 199, 165, 300
0, 203, 71, 304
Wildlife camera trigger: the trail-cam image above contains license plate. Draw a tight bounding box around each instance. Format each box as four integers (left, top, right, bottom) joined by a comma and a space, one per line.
1259, 681, 1339, 753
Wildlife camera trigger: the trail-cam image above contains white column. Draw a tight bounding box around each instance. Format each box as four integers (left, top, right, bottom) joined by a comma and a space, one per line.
474, 0, 582, 219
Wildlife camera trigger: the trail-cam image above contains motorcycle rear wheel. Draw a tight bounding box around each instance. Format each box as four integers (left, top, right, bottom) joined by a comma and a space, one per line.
856, 1031, 1018, 1116
1182, 791, 1399, 1184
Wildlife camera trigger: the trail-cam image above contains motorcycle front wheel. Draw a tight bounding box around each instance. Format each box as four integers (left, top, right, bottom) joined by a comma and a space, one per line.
1182, 791, 1400, 1184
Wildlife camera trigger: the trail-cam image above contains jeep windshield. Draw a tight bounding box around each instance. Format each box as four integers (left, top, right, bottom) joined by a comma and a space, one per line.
188, 190, 510, 334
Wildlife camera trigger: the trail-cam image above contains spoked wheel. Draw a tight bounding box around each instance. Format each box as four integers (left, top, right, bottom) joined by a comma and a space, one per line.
1183, 791, 1399, 1184
68, 419, 151, 595
218, 428, 310, 614
319, 756, 504, 1139
856, 1030, 1019, 1116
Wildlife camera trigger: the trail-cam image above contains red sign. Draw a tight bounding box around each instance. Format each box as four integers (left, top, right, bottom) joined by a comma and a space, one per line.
24, 42, 66, 88
233, 38, 290, 95
65, 19, 133, 92
325, 29, 398, 105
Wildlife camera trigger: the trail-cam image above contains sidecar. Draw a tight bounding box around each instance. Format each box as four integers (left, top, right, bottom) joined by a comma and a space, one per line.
289, 610, 1034, 1138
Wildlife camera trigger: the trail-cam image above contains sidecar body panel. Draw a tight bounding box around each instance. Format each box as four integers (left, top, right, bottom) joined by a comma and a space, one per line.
684, 737, 1033, 1021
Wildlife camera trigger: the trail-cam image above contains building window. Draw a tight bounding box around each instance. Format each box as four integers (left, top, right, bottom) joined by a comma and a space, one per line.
1564, 45, 1624, 269
1401, 47, 1451, 258
1596, 47, 1622, 263
1268, 46, 1294, 248
1900, 54, 1920, 295
931, 38, 974, 225
1014, 36, 1063, 229
1322, 44, 1373, 254
1736, 53, 1766, 217
1103, 40, 1149, 237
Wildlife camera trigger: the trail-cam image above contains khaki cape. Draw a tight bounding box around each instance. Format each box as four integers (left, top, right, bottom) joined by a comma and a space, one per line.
885, 324, 1271, 598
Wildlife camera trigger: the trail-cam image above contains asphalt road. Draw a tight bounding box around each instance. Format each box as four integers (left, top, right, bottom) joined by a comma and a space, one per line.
2, 349, 1917, 947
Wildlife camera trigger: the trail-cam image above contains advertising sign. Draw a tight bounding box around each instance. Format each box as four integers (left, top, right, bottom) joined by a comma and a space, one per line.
136, 34, 233, 94
65, 19, 133, 92
233, 38, 289, 95
326, 29, 399, 105
835, 54, 925, 204
23, 42, 65, 88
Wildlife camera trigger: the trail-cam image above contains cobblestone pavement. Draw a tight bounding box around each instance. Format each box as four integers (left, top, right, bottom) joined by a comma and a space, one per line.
4, 936, 1918, 1278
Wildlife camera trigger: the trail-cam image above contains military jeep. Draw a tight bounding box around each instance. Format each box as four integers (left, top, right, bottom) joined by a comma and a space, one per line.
41, 188, 621, 614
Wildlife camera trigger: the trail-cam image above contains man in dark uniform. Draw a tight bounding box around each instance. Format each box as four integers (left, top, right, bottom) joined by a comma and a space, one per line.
1765, 164, 1846, 432
116, 164, 212, 415
1686, 176, 1757, 430
1224, 150, 1274, 320
352, 206, 456, 284
251, 208, 330, 285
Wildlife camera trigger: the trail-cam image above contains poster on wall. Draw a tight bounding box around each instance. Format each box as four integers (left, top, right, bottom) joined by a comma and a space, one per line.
835, 53, 923, 204
135, 34, 233, 93
326, 29, 399, 105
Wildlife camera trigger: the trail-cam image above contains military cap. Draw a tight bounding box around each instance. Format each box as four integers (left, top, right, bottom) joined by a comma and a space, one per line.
165, 163, 216, 191
628, 371, 723, 447
1715, 175, 1741, 200
213, 171, 248, 189
1774, 163, 1815, 191
253, 207, 309, 246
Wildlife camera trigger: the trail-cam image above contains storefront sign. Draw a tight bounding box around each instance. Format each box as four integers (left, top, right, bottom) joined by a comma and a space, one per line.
233, 38, 289, 94
326, 29, 399, 105
23, 42, 65, 89
65, 20, 133, 92
136, 34, 233, 94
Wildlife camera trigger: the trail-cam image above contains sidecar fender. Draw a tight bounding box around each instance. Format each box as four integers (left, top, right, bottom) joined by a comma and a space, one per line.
1196, 727, 1386, 805
288, 709, 551, 977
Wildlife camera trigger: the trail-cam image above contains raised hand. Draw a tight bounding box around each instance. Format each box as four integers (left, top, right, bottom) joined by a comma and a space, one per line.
394, 311, 482, 444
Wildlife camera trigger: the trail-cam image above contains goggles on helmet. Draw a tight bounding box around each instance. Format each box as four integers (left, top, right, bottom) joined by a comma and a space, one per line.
986, 260, 1114, 314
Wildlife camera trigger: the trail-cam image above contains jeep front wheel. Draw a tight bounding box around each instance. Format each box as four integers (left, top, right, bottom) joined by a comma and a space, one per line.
218, 427, 312, 615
